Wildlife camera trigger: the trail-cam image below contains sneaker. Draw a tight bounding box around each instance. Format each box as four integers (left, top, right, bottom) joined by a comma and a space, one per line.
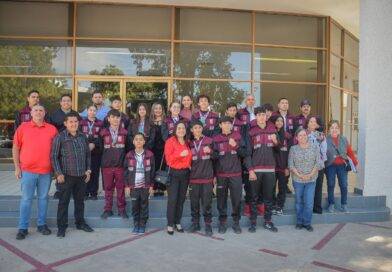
53, 191, 60, 199
90, 195, 98, 200
138, 225, 145, 234
263, 221, 278, 232
118, 211, 129, 219
132, 223, 139, 234
37, 224, 51, 235
304, 225, 314, 232
328, 204, 335, 213
275, 209, 283, 216
16, 229, 28, 240
313, 208, 323, 214
232, 223, 242, 234
286, 187, 293, 194
187, 223, 201, 233
257, 204, 265, 216
101, 210, 113, 219
244, 203, 250, 217
205, 224, 213, 236
84, 195, 89, 201
76, 224, 94, 232
341, 205, 348, 212
218, 222, 227, 234
248, 223, 256, 233
295, 224, 303, 230
271, 208, 277, 215
57, 228, 66, 238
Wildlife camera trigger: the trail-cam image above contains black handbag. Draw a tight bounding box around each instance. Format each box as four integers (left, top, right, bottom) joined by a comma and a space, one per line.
154, 155, 171, 185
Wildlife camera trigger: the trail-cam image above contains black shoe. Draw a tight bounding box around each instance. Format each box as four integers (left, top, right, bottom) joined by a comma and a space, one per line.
313, 208, 322, 214
295, 224, 303, 230
286, 188, 292, 194
118, 211, 129, 219
53, 192, 60, 199
84, 195, 89, 201
304, 225, 314, 232
248, 223, 256, 233
138, 224, 145, 234
187, 223, 201, 233
263, 222, 278, 232
232, 223, 242, 234
175, 224, 184, 233
101, 211, 113, 219
205, 224, 213, 236
37, 225, 51, 235
16, 229, 28, 240
167, 226, 174, 235
76, 223, 94, 232
57, 228, 66, 238
90, 195, 98, 201
218, 223, 227, 234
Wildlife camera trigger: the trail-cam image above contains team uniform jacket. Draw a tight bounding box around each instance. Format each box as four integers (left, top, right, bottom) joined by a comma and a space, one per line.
79, 118, 104, 155
161, 116, 190, 141
191, 111, 220, 138
100, 127, 131, 168
189, 136, 215, 184
123, 149, 155, 189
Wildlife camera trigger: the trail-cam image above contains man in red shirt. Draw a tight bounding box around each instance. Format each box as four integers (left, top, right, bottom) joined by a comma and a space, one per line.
13, 104, 58, 240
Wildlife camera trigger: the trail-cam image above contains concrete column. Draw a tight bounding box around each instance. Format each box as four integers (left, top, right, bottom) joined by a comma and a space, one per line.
357, 0, 392, 209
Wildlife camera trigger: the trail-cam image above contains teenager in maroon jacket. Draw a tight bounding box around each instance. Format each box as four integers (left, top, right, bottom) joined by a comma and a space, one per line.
191, 94, 220, 138
213, 116, 247, 234
128, 103, 155, 150
162, 101, 190, 141
225, 102, 245, 136
245, 106, 279, 233
270, 98, 297, 146
103, 95, 130, 130
187, 120, 216, 236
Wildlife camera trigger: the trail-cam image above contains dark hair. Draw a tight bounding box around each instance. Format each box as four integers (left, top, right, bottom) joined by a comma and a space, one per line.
181, 95, 193, 111
27, 90, 39, 97
304, 115, 320, 129
274, 115, 285, 143
168, 101, 181, 117
86, 104, 97, 111
262, 103, 273, 112
136, 103, 149, 122
278, 97, 289, 103
295, 127, 307, 137
107, 109, 121, 118
173, 120, 188, 142
226, 102, 238, 110
274, 115, 284, 125
328, 119, 340, 130
190, 119, 203, 128
197, 94, 210, 103
60, 94, 72, 101
64, 112, 79, 122
254, 106, 266, 115
92, 90, 103, 97
133, 132, 146, 140
110, 95, 122, 102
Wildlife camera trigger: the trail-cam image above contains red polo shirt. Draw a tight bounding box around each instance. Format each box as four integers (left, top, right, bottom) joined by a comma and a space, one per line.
13, 121, 58, 174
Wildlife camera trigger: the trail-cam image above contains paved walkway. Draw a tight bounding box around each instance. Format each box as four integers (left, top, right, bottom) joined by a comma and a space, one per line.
0, 221, 391, 272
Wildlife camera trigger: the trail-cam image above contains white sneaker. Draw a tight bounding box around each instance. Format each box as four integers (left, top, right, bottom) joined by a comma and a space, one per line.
328, 204, 335, 213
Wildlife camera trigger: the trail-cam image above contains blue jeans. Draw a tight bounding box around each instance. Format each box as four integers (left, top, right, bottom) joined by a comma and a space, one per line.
18, 171, 51, 229
293, 180, 316, 226
325, 164, 348, 205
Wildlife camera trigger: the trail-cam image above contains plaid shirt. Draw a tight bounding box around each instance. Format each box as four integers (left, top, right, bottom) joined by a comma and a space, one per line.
51, 130, 91, 177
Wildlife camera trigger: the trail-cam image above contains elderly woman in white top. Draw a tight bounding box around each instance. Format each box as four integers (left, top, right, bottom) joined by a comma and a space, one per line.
306, 116, 327, 214
288, 129, 322, 232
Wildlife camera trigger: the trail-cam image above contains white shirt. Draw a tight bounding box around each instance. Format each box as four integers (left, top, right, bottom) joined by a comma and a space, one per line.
134, 151, 145, 188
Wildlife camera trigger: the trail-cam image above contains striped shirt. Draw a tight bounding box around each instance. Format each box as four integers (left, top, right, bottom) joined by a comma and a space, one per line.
51, 130, 91, 177
134, 151, 145, 188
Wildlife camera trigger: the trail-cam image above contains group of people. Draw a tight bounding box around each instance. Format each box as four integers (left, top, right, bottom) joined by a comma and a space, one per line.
12, 89, 358, 240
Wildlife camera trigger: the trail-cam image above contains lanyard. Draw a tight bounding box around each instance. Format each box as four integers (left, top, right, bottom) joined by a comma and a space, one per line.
138, 120, 145, 133
87, 120, 95, 135
199, 111, 209, 125
171, 116, 179, 124
135, 151, 145, 168
110, 127, 119, 145
193, 137, 204, 155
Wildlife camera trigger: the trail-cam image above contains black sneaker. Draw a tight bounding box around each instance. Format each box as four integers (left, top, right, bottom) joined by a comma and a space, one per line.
286, 188, 293, 194
16, 229, 28, 240
76, 224, 94, 232
118, 211, 129, 219
187, 223, 201, 233
101, 210, 113, 219
90, 195, 98, 201
37, 225, 51, 235
232, 223, 242, 234
295, 224, 303, 230
205, 224, 213, 236
218, 223, 227, 234
313, 208, 322, 214
275, 209, 283, 216
248, 223, 256, 233
263, 222, 278, 232
271, 208, 277, 215
53, 192, 60, 199
57, 228, 66, 238
304, 225, 314, 232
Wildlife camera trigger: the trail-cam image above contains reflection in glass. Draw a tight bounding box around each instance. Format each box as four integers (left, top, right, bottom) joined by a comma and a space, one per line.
342, 93, 352, 142
351, 96, 358, 152
174, 44, 252, 80
331, 23, 342, 55
330, 55, 341, 87
76, 41, 171, 76
343, 63, 359, 92
0, 122, 15, 164
0, 39, 72, 75
330, 87, 342, 123
77, 81, 120, 113
254, 47, 325, 82
344, 34, 359, 66
173, 81, 251, 115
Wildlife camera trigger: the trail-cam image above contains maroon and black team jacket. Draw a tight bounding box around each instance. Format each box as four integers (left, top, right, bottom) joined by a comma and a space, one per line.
191, 111, 220, 138
213, 132, 246, 177
245, 123, 278, 173
161, 116, 190, 141
274, 129, 291, 173
103, 112, 130, 130
189, 136, 215, 184
79, 119, 104, 155
128, 119, 155, 150
14, 106, 49, 131
295, 114, 325, 132
270, 111, 297, 146
100, 127, 131, 168
237, 108, 253, 126
123, 149, 155, 189
231, 117, 246, 136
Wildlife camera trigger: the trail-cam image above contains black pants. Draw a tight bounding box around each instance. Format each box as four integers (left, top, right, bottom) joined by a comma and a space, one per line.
273, 171, 289, 209
131, 188, 149, 226
86, 154, 101, 197
57, 175, 86, 228
249, 172, 275, 223
166, 168, 189, 227
313, 169, 325, 212
189, 182, 213, 224
243, 172, 252, 203
217, 176, 242, 223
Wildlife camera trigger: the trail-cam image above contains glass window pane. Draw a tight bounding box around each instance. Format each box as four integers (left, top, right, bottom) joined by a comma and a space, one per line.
254, 47, 325, 82
76, 41, 171, 76
344, 34, 359, 66
0, 121, 14, 164
0, 39, 72, 75
173, 80, 251, 115
330, 87, 342, 123
343, 63, 359, 92
77, 80, 120, 112
342, 93, 352, 140
331, 23, 342, 55
0, 77, 72, 120
77, 4, 171, 39
330, 55, 341, 87
255, 14, 325, 47
174, 44, 252, 80
351, 96, 358, 152
254, 83, 325, 120
0, 2, 71, 37
175, 8, 252, 42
